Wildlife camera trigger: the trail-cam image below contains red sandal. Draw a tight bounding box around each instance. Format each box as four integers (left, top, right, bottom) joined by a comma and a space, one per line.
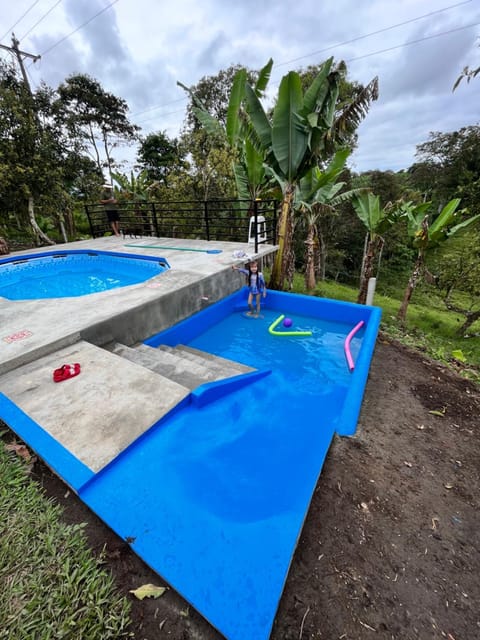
53, 363, 81, 383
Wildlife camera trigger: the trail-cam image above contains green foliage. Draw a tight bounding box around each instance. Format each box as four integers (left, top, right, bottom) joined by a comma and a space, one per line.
241, 58, 379, 289
351, 191, 403, 237
136, 131, 185, 184
179, 59, 274, 202
56, 73, 139, 180
111, 169, 153, 202
413, 127, 480, 215
0, 444, 131, 638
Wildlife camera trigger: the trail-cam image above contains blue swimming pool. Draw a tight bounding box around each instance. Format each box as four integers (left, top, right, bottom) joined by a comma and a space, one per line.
0, 250, 170, 300
79, 289, 381, 640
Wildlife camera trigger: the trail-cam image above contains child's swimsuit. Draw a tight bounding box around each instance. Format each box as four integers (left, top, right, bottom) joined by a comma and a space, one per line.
237, 268, 266, 295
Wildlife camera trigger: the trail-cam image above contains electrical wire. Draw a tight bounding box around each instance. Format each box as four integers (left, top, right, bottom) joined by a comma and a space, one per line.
12, 0, 475, 139
39, 0, 119, 57
19, 0, 64, 41
274, 0, 473, 68
134, 19, 480, 131
345, 20, 480, 64
0, 0, 41, 42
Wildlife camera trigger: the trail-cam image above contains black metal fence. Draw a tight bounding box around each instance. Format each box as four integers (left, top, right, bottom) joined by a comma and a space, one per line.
84, 199, 279, 253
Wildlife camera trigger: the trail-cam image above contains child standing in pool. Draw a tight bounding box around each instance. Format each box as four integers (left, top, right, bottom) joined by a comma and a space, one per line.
232, 260, 267, 316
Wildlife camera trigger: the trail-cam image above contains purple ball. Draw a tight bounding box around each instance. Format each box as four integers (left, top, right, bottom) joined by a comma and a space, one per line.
283, 317, 293, 328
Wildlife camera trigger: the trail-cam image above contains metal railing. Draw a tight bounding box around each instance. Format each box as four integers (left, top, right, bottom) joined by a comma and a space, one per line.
84, 199, 278, 253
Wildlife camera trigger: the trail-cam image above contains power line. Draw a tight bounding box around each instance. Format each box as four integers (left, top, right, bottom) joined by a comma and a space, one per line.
10, 0, 475, 140
20, 0, 64, 41
134, 107, 187, 126
39, 0, 119, 57
346, 20, 480, 64
0, 0, 41, 42
274, 0, 473, 68
132, 97, 187, 118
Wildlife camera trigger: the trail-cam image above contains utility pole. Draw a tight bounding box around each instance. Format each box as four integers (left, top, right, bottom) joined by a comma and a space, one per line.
0, 33, 40, 93
0, 34, 54, 245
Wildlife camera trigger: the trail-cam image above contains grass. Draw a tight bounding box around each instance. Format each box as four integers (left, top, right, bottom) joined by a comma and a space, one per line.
0, 439, 132, 639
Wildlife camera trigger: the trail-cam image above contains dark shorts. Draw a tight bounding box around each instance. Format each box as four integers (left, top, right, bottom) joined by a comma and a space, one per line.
106, 209, 119, 222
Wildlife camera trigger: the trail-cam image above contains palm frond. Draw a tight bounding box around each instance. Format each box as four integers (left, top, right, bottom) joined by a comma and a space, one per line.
333, 76, 379, 142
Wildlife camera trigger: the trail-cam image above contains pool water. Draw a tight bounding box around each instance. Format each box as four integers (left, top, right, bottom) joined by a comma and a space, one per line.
0, 250, 169, 300
191, 308, 355, 384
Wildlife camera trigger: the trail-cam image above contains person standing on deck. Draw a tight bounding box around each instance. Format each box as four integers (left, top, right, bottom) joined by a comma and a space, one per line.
100, 184, 120, 237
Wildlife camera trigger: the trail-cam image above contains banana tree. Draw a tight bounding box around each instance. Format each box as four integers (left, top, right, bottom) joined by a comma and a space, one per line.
243, 59, 378, 290
295, 148, 354, 290
351, 191, 404, 304
180, 57, 378, 289
397, 198, 480, 321
111, 169, 155, 202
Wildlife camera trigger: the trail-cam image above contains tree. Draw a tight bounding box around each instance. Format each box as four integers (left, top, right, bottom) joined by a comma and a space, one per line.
351, 191, 404, 304
111, 169, 153, 202
136, 131, 185, 185
182, 65, 256, 131
294, 148, 354, 290
178, 61, 273, 202
179, 58, 378, 287
397, 199, 480, 322
0, 61, 61, 244
241, 58, 378, 290
178, 65, 260, 202
56, 74, 139, 182
433, 230, 480, 336
413, 127, 480, 215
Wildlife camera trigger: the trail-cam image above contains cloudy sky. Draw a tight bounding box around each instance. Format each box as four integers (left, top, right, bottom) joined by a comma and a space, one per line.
1, 0, 479, 173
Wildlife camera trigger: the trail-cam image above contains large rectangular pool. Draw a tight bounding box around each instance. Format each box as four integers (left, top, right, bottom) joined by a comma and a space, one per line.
79, 288, 381, 640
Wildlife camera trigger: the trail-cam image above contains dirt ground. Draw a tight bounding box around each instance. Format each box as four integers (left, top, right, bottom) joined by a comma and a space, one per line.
20, 335, 480, 639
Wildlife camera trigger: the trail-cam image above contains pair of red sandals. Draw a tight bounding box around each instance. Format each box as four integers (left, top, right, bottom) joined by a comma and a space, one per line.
53, 363, 81, 383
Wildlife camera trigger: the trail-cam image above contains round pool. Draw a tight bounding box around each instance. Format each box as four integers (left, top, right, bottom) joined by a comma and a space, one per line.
0, 250, 170, 301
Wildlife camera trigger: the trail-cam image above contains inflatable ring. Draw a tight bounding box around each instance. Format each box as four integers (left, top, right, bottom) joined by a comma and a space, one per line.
268, 314, 312, 337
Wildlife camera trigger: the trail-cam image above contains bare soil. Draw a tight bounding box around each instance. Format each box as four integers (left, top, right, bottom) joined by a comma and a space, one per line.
25, 336, 480, 639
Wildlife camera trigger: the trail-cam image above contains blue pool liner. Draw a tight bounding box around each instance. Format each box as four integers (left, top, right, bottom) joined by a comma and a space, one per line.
0, 393, 93, 491
146, 288, 381, 436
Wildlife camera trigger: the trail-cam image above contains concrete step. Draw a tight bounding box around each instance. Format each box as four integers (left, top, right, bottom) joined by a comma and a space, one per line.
175, 344, 255, 373
107, 342, 254, 391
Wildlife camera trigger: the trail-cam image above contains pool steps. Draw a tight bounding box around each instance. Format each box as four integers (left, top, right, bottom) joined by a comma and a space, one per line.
106, 342, 254, 390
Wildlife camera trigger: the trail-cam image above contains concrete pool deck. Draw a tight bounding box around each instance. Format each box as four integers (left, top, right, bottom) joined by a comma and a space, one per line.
0, 235, 276, 478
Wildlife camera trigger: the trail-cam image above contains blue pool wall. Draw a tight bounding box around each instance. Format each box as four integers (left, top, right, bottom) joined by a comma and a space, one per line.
145, 288, 382, 437
0, 248, 170, 267
0, 392, 94, 491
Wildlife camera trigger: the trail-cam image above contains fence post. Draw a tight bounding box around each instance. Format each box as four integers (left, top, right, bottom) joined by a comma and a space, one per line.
204, 201, 210, 240
253, 200, 259, 253
84, 205, 95, 238
151, 202, 159, 237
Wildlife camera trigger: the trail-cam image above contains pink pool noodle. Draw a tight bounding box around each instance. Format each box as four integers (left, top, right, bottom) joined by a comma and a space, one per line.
344, 320, 365, 372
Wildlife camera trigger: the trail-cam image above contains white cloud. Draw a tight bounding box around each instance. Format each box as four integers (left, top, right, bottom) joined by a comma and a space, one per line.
1, 0, 479, 172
